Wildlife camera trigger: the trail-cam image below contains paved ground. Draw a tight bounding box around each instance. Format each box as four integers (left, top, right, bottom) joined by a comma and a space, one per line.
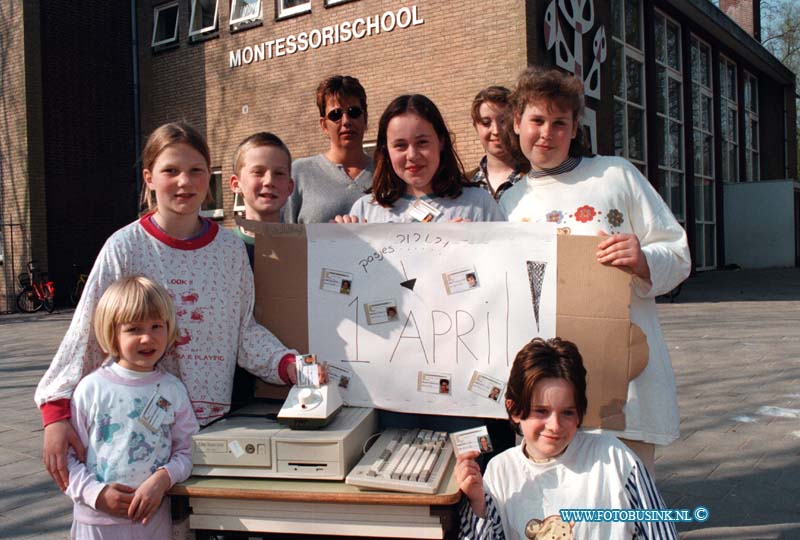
0, 310, 76, 539
656, 268, 800, 539
1, 267, 799, 539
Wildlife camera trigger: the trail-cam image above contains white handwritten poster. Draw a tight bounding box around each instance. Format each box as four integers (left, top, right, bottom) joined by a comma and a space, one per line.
306, 222, 557, 418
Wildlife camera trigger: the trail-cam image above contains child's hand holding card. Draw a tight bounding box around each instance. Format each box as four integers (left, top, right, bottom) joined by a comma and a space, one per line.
296, 354, 320, 388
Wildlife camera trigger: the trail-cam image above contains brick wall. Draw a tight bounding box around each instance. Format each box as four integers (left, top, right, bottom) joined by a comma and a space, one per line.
720, 0, 757, 37
0, 0, 47, 312
137, 0, 528, 228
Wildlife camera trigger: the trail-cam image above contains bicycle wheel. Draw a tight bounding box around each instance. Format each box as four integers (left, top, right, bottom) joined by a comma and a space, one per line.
16, 287, 43, 313
69, 279, 85, 307
44, 296, 56, 313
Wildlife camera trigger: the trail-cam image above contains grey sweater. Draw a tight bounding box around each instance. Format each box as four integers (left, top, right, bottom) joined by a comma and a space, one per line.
284, 153, 374, 224
349, 186, 505, 223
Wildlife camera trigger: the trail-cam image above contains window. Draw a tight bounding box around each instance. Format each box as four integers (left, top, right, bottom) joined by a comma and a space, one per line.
611, 0, 647, 174
325, 0, 355, 5
276, 0, 311, 19
719, 55, 739, 183
189, 0, 219, 38
743, 71, 760, 181
691, 36, 716, 269
654, 11, 685, 224
152, 2, 179, 48
230, 0, 262, 27
233, 192, 246, 215
201, 169, 224, 219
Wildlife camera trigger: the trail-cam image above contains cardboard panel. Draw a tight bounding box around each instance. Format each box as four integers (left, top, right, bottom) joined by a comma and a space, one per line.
555, 235, 649, 429
628, 325, 649, 382
556, 235, 632, 319
242, 221, 308, 400
249, 222, 309, 353
556, 316, 629, 430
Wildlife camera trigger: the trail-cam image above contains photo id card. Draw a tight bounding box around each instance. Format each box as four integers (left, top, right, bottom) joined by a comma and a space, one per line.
449, 426, 493, 456
442, 267, 480, 295
138, 386, 171, 433
467, 371, 506, 402
320, 268, 353, 295
409, 199, 442, 222
364, 299, 399, 325
296, 354, 320, 388
417, 371, 452, 395
327, 364, 352, 389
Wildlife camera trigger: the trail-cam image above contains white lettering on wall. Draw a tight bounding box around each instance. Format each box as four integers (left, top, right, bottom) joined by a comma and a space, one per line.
365, 15, 379, 36
242, 46, 253, 64
380, 11, 396, 32
352, 18, 366, 39
309, 29, 322, 49
229, 49, 241, 66
396, 7, 413, 29
228, 5, 425, 69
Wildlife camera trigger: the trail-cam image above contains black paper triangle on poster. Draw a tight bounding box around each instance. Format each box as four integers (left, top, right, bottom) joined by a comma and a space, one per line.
400, 278, 417, 291
526, 261, 547, 332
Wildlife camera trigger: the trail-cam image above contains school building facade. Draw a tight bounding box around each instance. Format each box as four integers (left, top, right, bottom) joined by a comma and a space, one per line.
1, 0, 797, 311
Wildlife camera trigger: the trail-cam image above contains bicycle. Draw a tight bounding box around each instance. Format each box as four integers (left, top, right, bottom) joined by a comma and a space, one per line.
16, 260, 56, 313
69, 264, 88, 307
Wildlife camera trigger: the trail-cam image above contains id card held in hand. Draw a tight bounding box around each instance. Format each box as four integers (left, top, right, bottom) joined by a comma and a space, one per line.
449, 426, 493, 456
296, 354, 320, 388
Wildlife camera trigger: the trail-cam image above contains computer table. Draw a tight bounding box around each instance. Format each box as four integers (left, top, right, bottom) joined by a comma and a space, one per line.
169, 458, 462, 539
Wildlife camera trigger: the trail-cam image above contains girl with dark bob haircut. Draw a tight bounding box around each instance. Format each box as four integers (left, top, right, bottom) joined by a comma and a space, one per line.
456, 337, 677, 540
373, 94, 469, 206
504, 337, 588, 429
337, 94, 502, 223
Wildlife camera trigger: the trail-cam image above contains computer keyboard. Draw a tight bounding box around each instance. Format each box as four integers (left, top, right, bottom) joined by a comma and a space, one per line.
345, 427, 454, 494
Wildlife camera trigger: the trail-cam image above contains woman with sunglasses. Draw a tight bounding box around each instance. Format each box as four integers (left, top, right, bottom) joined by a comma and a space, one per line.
284, 75, 375, 224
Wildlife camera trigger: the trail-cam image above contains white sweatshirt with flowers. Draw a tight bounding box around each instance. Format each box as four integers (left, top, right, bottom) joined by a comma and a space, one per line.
500, 156, 691, 445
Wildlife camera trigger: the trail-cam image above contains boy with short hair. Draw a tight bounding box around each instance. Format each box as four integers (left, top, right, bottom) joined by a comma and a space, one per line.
230, 132, 294, 266
229, 132, 294, 408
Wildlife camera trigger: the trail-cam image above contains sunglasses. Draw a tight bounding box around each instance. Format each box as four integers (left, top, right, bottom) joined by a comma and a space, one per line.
325, 106, 363, 122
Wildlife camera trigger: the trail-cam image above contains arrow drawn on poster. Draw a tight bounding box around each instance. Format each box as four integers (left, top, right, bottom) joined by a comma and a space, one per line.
400, 260, 417, 291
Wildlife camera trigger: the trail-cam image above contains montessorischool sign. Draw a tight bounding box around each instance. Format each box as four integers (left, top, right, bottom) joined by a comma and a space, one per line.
228, 5, 424, 68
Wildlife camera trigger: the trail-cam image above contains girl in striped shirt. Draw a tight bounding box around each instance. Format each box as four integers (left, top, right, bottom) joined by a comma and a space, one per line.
456, 338, 678, 540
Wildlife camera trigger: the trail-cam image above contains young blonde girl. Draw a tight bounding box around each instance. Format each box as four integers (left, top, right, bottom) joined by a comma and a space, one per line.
336, 94, 503, 223
66, 276, 198, 539
499, 68, 691, 467
37, 122, 302, 491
